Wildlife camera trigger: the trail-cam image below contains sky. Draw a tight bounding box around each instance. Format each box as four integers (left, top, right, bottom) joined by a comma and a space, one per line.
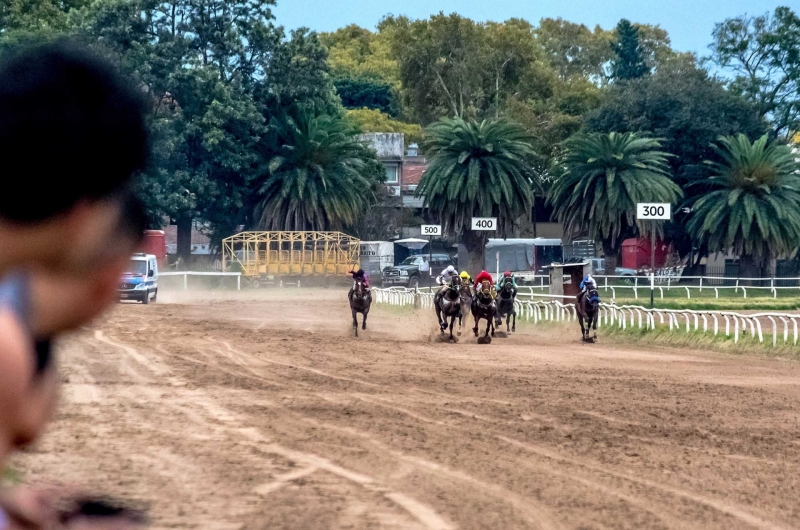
273, 0, 790, 56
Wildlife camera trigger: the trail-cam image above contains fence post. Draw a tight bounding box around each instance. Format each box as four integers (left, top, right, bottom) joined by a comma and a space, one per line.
237, 275, 241, 291
183, 273, 188, 290
699, 277, 703, 293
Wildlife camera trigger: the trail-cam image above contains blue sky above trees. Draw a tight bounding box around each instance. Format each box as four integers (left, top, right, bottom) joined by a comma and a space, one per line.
275, 0, 789, 56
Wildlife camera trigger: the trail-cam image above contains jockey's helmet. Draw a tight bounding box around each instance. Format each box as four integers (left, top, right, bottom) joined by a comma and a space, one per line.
503, 270, 512, 277
446, 265, 455, 273
459, 271, 470, 280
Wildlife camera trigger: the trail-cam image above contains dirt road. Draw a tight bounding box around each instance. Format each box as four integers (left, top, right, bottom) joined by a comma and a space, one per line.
12, 289, 800, 529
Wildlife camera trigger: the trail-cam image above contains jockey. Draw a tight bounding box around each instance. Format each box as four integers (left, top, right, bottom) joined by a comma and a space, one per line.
348, 269, 370, 301
474, 270, 495, 298
434, 265, 459, 302
497, 270, 518, 298
577, 273, 597, 304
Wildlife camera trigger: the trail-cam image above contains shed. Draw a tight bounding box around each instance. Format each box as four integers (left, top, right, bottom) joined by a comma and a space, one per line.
549, 262, 591, 304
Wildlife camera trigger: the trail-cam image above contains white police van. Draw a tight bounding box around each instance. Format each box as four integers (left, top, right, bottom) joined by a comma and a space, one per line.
118, 253, 158, 304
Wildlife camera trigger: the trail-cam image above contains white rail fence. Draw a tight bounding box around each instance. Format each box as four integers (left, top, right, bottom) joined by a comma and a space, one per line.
372, 287, 800, 347
510, 274, 800, 300
160, 271, 242, 290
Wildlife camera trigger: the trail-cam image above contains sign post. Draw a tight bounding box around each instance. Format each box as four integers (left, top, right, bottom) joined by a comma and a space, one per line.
421, 225, 441, 291
636, 203, 671, 308
471, 217, 497, 279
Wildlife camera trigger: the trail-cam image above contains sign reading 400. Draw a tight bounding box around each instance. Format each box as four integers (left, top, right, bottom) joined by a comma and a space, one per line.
471, 217, 497, 231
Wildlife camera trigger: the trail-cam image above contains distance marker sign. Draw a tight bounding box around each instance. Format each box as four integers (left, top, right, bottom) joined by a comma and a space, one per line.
471, 217, 497, 231
636, 203, 671, 220
421, 225, 442, 236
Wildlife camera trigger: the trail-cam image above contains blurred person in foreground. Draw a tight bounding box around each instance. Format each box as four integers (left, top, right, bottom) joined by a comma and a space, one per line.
0, 194, 149, 530
0, 40, 150, 528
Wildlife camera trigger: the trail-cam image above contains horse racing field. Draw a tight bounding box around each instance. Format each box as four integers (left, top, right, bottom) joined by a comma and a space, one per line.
12, 288, 800, 529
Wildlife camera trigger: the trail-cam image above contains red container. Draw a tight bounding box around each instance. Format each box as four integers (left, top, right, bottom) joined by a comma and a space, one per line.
139, 230, 167, 268
621, 237, 669, 270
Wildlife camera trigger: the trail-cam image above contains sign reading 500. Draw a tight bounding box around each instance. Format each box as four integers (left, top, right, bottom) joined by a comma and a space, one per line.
471, 217, 497, 231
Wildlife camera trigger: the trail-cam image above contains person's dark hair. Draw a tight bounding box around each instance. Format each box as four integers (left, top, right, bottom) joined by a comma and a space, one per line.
0, 40, 148, 223
117, 191, 147, 245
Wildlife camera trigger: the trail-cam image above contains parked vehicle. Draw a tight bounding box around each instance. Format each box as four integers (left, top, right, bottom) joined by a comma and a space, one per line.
118, 253, 159, 304
587, 258, 637, 278
382, 253, 455, 288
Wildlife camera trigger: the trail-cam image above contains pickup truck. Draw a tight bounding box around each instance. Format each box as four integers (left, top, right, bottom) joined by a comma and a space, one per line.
382, 253, 456, 289
589, 258, 637, 277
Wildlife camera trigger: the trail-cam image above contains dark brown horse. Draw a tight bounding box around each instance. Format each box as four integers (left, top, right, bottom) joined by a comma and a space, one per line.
576, 284, 600, 342
495, 281, 516, 333
436, 276, 463, 343
471, 280, 496, 342
349, 279, 371, 337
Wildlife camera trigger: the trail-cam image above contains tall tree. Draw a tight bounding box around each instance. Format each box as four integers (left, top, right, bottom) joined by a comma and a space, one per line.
710, 7, 800, 138
78, 0, 340, 257
254, 112, 384, 231
610, 19, 649, 81
534, 18, 612, 81
585, 60, 767, 260
548, 132, 681, 274
686, 134, 800, 279
417, 118, 538, 274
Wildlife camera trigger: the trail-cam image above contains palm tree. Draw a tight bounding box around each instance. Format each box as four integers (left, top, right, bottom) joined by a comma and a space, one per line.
686, 134, 800, 279
548, 132, 681, 274
417, 118, 539, 275
254, 112, 384, 231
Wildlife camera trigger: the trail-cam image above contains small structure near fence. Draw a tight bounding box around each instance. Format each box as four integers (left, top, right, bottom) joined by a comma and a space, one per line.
222, 231, 360, 287
548, 262, 590, 304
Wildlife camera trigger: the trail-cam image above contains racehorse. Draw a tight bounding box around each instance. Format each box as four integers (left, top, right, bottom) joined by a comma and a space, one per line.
457, 281, 473, 337
576, 284, 600, 342
495, 281, 516, 333
436, 275, 463, 343
471, 280, 496, 342
349, 279, 371, 337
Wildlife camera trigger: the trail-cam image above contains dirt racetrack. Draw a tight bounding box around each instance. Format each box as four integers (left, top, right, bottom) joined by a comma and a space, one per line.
12, 288, 800, 529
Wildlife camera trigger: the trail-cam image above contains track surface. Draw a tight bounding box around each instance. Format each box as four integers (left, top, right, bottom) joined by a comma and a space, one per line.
13, 289, 800, 529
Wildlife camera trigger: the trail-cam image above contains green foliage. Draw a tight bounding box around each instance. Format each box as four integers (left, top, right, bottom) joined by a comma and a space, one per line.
586, 60, 766, 185
686, 134, 800, 274
334, 74, 397, 115
710, 7, 800, 138
254, 112, 384, 231
535, 18, 612, 80
610, 19, 649, 80
320, 23, 400, 86
549, 132, 681, 254
417, 118, 539, 271
344, 108, 422, 144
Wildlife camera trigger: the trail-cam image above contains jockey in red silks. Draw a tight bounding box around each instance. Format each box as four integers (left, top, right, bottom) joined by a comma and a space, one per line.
474, 270, 496, 298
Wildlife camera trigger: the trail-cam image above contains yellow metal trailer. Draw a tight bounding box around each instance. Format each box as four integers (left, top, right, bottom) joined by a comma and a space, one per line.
222, 231, 360, 285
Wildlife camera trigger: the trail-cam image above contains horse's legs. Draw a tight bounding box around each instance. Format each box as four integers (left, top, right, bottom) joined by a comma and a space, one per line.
592, 311, 598, 340
511, 308, 516, 333
352, 308, 359, 337
578, 313, 586, 340
362, 308, 369, 330
473, 314, 479, 336
484, 315, 492, 337
449, 315, 456, 342
435, 303, 445, 333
